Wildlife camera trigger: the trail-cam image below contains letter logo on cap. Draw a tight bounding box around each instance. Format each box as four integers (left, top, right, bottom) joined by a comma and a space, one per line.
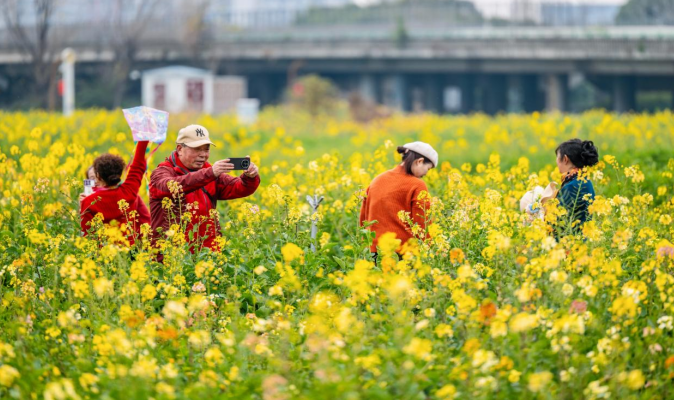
195, 128, 205, 137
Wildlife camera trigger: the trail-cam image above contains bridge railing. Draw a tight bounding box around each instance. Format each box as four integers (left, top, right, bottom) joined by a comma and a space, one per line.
205, 1, 671, 30
0, 1, 673, 52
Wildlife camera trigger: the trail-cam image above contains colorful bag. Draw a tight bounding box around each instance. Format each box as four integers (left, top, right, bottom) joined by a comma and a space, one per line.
520, 182, 558, 219
123, 106, 169, 144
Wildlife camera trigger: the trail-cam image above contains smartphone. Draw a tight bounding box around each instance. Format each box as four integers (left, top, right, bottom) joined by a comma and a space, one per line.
84, 179, 95, 196
229, 157, 251, 170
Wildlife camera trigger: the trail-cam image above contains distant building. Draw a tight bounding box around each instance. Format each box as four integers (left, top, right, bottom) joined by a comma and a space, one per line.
512, 0, 543, 24
541, 3, 620, 26
210, 0, 353, 27
496, 1, 624, 25
141, 66, 247, 114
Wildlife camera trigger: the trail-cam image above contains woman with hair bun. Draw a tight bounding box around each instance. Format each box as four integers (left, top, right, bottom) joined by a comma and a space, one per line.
554, 138, 599, 235
80, 141, 151, 245
359, 141, 437, 259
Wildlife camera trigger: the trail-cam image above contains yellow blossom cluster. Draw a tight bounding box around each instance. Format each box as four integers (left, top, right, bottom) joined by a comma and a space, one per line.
1, 109, 674, 398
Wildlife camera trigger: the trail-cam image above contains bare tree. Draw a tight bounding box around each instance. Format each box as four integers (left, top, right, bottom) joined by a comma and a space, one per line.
181, 0, 223, 74
617, 0, 674, 25
177, 0, 212, 57
106, 0, 160, 108
1, 0, 59, 109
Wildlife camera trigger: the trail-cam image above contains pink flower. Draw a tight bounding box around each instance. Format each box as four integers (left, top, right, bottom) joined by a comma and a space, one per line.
569, 300, 587, 314
292, 83, 305, 97
649, 343, 663, 354
657, 245, 674, 258
191, 282, 206, 293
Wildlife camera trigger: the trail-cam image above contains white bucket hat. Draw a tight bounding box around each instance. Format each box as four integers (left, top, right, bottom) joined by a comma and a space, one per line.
403, 141, 438, 167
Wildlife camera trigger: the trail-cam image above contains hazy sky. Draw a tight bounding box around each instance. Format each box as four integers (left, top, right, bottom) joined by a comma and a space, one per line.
352, 0, 629, 19
353, 0, 628, 6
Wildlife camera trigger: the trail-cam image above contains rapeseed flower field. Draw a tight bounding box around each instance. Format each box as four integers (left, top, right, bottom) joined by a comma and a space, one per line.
1, 109, 674, 399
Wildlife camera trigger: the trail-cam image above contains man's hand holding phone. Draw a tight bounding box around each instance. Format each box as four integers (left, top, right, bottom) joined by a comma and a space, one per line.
212, 156, 258, 178
244, 160, 258, 178
212, 159, 234, 177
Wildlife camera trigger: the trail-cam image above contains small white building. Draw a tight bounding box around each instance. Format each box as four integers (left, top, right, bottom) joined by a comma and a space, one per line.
142, 66, 247, 114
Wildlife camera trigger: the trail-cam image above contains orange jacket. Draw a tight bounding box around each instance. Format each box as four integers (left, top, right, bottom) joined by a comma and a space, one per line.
359, 165, 430, 253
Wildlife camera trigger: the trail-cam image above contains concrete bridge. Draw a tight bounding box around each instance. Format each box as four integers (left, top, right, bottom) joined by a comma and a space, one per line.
2, 24, 674, 113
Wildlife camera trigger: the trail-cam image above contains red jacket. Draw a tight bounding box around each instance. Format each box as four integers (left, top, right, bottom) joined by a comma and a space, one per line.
80, 141, 150, 245
149, 152, 260, 251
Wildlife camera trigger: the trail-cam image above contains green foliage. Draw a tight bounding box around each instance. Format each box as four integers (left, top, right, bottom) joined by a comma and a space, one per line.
394, 17, 409, 48
2, 110, 674, 398
295, 0, 483, 26
616, 0, 674, 25
286, 75, 340, 117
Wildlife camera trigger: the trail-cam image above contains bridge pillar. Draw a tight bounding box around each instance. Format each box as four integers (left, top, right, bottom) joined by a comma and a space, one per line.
382, 74, 409, 111
522, 74, 542, 113
252, 74, 274, 107
459, 74, 476, 114
545, 74, 567, 112
483, 75, 508, 115
506, 75, 522, 113
359, 74, 378, 103
612, 76, 636, 112
423, 74, 443, 113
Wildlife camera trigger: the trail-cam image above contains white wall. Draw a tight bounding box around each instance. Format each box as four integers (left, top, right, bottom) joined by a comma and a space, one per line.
204, 75, 214, 114
471, 0, 627, 20
141, 76, 153, 108
166, 78, 185, 113
143, 74, 216, 113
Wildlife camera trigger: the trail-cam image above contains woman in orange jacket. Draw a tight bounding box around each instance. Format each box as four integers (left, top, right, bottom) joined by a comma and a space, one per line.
359, 141, 438, 260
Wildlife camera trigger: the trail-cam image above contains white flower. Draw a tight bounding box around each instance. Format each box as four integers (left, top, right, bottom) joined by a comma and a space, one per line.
657, 316, 673, 330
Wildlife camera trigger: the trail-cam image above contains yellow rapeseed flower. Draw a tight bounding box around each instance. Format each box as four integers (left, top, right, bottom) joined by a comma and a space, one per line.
625, 370, 645, 390
509, 312, 538, 333
403, 337, 433, 361
528, 371, 553, 393
281, 242, 304, 263
0, 365, 20, 387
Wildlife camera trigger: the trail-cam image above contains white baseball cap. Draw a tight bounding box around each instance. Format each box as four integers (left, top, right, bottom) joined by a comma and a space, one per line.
177, 124, 215, 148
403, 141, 438, 167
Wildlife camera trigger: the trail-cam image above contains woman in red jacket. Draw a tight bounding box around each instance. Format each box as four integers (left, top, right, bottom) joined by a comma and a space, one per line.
80, 141, 151, 245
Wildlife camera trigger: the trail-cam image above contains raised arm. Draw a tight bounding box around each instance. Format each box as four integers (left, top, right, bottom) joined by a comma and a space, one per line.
150, 165, 217, 200
118, 141, 149, 202
215, 173, 260, 200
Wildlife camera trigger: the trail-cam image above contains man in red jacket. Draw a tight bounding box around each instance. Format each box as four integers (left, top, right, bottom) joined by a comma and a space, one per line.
149, 124, 260, 252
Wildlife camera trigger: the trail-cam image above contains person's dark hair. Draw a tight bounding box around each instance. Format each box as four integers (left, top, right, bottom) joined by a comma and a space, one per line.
555, 139, 599, 168
93, 154, 125, 186
397, 146, 433, 175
